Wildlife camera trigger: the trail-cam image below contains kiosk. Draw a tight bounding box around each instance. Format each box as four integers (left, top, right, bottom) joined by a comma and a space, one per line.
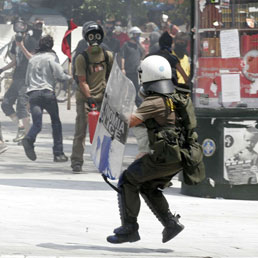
181, 0, 258, 200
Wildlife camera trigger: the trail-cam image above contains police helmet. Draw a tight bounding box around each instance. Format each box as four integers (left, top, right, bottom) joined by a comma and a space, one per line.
128, 26, 142, 38
82, 21, 104, 45
138, 55, 175, 95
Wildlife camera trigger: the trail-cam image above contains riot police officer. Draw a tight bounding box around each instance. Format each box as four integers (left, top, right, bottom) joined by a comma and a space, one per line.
107, 55, 184, 244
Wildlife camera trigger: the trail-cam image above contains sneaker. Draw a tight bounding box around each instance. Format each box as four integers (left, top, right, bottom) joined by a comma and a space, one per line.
162, 215, 184, 243
107, 223, 140, 244
13, 127, 26, 142
54, 154, 68, 162
72, 164, 82, 173
22, 138, 36, 161
0, 142, 8, 154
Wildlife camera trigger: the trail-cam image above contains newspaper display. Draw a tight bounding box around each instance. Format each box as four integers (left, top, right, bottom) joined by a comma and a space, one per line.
224, 121, 258, 185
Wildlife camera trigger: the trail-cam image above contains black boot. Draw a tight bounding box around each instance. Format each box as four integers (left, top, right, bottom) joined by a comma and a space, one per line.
162, 213, 184, 243
107, 222, 140, 244
140, 190, 184, 243
22, 137, 36, 161
107, 184, 140, 244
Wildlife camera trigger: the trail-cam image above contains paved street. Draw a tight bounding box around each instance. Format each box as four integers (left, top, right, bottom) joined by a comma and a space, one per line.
0, 99, 258, 257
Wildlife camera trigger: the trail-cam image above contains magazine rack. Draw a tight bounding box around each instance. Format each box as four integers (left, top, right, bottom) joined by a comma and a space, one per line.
181, 0, 258, 200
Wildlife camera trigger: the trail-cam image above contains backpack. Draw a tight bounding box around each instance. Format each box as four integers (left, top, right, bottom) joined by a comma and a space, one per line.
73, 48, 111, 84
169, 91, 206, 185
155, 91, 205, 185
81, 48, 111, 82
170, 91, 197, 131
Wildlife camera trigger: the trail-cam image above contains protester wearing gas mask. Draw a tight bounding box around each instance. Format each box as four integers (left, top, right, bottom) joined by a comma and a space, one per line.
0, 17, 43, 143
70, 21, 113, 173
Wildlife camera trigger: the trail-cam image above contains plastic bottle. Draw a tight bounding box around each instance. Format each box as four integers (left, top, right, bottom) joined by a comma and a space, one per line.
88, 104, 100, 144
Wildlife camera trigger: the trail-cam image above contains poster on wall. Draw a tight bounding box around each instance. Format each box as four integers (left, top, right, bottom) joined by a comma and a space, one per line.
224, 121, 258, 185
221, 73, 241, 103
220, 29, 240, 58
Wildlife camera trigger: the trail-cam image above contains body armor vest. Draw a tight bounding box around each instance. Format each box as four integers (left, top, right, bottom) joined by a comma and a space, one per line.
144, 92, 205, 185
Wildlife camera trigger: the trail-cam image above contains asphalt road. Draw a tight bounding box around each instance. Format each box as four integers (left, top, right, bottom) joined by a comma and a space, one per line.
0, 100, 258, 257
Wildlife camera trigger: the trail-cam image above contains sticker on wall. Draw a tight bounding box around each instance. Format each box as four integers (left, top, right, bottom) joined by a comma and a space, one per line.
202, 138, 216, 157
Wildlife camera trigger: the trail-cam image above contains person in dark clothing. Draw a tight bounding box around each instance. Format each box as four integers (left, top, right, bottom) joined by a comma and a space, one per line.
149, 31, 189, 86
0, 18, 43, 143
103, 22, 120, 54
107, 55, 185, 244
120, 26, 145, 107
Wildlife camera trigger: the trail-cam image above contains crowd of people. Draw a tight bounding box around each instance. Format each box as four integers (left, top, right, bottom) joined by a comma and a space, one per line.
0, 17, 191, 160
0, 17, 202, 244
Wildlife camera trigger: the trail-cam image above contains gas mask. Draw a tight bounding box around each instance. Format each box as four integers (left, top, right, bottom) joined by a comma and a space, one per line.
87, 31, 103, 46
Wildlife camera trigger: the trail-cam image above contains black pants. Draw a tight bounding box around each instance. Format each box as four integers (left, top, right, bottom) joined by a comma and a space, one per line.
118, 157, 182, 220
26, 89, 64, 156
1, 78, 28, 119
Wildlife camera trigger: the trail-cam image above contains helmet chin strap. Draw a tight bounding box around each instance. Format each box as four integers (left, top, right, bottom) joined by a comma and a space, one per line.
138, 86, 149, 100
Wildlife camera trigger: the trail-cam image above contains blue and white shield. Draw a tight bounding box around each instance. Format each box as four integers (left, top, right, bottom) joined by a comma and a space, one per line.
91, 56, 136, 180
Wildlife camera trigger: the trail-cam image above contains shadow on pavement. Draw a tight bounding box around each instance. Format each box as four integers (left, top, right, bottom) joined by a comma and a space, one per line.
0, 178, 112, 191
38, 242, 174, 254
0, 178, 182, 196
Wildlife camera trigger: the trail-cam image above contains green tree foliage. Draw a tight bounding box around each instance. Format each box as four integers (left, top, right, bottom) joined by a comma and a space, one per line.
24, 0, 149, 26
141, 0, 190, 26
23, 0, 190, 27
166, 0, 191, 26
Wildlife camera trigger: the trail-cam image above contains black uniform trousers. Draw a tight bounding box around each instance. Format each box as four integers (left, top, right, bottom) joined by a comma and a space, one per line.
119, 155, 182, 220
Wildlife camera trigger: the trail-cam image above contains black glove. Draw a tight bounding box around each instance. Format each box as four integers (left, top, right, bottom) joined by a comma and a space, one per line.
0, 69, 3, 75
87, 97, 97, 108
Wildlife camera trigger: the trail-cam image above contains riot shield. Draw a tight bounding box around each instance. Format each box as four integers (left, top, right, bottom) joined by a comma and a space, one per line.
91, 56, 136, 180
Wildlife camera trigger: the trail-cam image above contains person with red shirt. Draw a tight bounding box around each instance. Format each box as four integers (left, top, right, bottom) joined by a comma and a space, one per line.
113, 26, 130, 48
